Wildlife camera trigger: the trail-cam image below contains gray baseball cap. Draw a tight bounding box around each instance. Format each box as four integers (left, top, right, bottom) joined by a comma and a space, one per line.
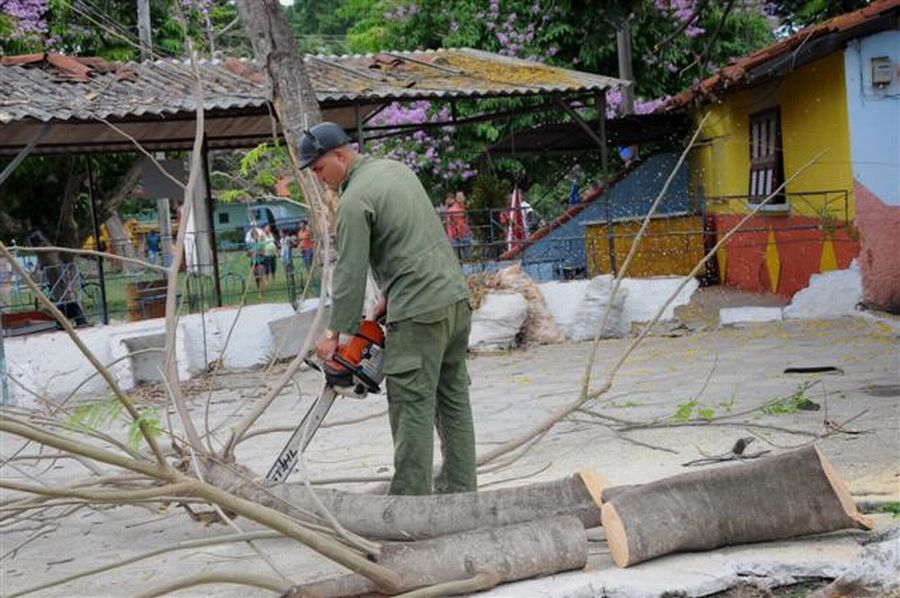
298, 122, 351, 169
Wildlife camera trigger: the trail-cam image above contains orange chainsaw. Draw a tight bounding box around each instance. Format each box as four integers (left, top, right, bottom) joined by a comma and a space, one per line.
265, 320, 385, 485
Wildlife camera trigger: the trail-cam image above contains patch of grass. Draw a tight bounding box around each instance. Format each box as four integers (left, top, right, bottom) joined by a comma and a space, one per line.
78, 250, 321, 322
875, 501, 900, 518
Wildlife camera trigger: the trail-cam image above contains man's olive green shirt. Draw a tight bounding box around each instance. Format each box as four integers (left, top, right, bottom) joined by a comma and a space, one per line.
328, 155, 469, 334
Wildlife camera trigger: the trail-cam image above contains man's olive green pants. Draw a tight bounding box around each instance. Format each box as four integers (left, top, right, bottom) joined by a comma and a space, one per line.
383, 299, 477, 495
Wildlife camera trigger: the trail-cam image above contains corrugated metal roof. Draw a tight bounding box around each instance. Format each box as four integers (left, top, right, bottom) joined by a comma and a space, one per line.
0, 48, 621, 125
667, 0, 900, 109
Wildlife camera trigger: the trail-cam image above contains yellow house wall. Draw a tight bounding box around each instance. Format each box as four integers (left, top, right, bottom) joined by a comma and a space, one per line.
585, 215, 706, 277
690, 51, 854, 218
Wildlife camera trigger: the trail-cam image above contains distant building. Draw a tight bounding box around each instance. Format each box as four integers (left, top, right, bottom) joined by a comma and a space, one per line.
213, 199, 307, 243
670, 0, 899, 310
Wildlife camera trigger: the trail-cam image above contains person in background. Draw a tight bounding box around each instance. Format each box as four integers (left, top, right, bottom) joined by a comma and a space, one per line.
146, 229, 161, 264
447, 191, 473, 261
281, 228, 295, 282
261, 224, 278, 283
618, 144, 639, 167
296, 220, 314, 271
569, 181, 581, 206
247, 228, 267, 298
438, 192, 454, 238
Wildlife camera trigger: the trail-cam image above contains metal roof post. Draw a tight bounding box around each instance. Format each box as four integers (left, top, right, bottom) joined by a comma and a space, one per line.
596, 92, 616, 276
86, 157, 110, 325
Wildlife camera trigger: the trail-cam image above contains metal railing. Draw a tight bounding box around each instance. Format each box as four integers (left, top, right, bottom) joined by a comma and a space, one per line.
705, 189, 851, 228
1, 188, 853, 333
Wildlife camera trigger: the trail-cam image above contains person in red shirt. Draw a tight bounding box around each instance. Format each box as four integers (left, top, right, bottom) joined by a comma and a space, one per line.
446, 192, 472, 260
296, 220, 314, 270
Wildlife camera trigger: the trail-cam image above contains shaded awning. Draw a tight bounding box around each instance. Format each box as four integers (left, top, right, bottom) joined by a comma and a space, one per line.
486, 113, 692, 157
0, 48, 623, 156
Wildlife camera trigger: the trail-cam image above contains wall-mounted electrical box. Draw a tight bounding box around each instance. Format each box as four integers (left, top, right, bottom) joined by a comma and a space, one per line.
871, 56, 893, 88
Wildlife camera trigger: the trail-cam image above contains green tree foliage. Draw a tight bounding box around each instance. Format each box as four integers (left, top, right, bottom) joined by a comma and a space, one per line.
286, 0, 353, 53
0, 0, 239, 59
0, 1, 241, 247
338, 0, 774, 101
773, 0, 871, 31
323, 0, 775, 218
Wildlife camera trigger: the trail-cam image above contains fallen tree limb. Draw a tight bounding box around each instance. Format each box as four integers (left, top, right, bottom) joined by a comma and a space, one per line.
251, 471, 604, 540
394, 571, 501, 598
601, 445, 873, 567
284, 515, 587, 597
139, 572, 291, 597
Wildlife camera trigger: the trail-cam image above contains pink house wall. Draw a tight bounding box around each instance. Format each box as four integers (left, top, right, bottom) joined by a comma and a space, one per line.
855, 180, 900, 311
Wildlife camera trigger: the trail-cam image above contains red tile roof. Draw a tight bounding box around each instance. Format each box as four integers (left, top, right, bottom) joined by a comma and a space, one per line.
667, 0, 900, 109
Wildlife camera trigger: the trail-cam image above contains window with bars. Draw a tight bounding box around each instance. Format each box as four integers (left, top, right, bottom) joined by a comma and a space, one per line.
748, 108, 785, 204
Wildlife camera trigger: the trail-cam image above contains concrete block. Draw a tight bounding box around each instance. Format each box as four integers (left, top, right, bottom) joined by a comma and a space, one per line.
268, 301, 327, 360
720, 306, 784, 325
211, 303, 295, 369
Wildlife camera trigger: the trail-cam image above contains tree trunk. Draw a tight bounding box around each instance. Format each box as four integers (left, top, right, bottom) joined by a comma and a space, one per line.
77, 159, 142, 249
236, 470, 604, 540
105, 213, 137, 273
234, 0, 336, 276
285, 515, 588, 597
53, 159, 86, 255
234, 0, 322, 146
601, 445, 873, 568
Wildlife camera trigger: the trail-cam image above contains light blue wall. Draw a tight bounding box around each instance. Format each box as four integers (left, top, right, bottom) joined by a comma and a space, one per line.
519, 152, 692, 280
844, 31, 900, 206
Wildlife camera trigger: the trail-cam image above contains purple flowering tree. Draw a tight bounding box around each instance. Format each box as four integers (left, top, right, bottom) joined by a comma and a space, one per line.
1, 0, 233, 58
344, 0, 774, 113
366, 101, 478, 198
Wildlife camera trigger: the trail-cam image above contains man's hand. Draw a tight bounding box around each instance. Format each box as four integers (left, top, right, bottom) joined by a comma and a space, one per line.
367, 296, 387, 322
315, 334, 339, 361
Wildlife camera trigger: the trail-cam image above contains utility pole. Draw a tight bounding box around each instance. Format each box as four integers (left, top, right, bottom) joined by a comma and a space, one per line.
616, 22, 635, 115
138, 0, 152, 60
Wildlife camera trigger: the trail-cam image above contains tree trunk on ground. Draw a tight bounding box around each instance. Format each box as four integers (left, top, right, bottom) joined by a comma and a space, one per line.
234, 470, 604, 540
285, 515, 588, 597
601, 445, 873, 568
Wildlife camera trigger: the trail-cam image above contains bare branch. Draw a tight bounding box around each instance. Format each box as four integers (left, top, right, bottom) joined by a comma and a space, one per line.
159, 45, 208, 454
0, 242, 170, 466
15, 246, 168, 273
0, 480, 193, 503
138, 572, 291, 597
587, 148, 829, 400
0, 415, 166, 479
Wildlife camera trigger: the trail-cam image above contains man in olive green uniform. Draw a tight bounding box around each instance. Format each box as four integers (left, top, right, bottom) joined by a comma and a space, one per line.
301, 122, 476, 496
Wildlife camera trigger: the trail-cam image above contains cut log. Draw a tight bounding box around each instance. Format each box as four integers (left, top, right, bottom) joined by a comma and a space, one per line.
599, 484, 638, 503
601, 445, 873, 567
285, 515, 588, 597
227, 468, 604, 540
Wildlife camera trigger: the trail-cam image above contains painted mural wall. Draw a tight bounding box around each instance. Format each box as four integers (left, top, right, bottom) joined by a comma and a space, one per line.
845, 30, 900, 312
520, 152, 690, 280
691, 52, 860, 297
